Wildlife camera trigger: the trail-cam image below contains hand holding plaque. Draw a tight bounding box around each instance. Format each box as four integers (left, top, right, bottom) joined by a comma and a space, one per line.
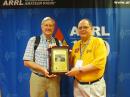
48, 46, 69, 74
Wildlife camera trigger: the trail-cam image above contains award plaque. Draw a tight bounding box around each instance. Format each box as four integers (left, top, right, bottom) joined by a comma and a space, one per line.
49, 46, 69, 74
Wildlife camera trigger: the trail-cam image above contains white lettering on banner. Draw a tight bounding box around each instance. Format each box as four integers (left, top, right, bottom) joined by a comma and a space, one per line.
3, 0, 23, 6
2, 0, 56, 6
70, 26, 79, 36
70, 26, 110, 37
93, 26, 110, 36
114, 1, 130, 5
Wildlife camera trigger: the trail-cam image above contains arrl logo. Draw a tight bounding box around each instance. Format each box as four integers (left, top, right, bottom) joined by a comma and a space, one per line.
3, 0, 23, 6
70, 26, 110, 37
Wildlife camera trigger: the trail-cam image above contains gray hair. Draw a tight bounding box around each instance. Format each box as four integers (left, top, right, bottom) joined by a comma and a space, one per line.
41, 17, 55, 25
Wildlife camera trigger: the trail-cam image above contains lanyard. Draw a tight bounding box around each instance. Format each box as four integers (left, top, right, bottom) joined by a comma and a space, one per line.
80, 39, 90, 59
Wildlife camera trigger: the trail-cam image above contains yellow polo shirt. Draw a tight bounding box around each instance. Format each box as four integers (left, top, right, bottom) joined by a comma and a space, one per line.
71, 36, 107, 82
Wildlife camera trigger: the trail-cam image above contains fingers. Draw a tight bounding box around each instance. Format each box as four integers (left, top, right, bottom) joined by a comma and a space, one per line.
65, 71, 71, 76
49, 74, 57, 78
43, 69, 49, 77
45, 73, 56, 78
65, 70, 74, 77
46, 74, 57, 78
42, 68, 58, 78
65, 67, 79, 77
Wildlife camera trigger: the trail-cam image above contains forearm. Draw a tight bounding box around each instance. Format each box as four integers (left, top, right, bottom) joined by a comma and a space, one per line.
79, 64, 99, 73
24, 60, 45, 74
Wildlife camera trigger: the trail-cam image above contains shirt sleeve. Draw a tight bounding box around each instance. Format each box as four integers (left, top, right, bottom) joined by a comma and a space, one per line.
90, 38, 107, 69
23, 37, 36, 61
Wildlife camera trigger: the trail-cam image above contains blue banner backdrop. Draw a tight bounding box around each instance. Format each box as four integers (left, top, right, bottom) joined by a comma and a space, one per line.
0, 8, 130, 97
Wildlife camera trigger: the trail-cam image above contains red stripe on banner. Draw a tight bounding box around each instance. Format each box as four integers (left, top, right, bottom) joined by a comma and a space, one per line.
54, 28, 64, 41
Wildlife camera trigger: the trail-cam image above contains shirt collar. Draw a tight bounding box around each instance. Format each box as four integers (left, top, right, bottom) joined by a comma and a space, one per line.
41, 33, 54, 42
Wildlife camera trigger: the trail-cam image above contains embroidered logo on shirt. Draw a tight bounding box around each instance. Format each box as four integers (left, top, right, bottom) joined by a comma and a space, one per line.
75, 48, 79, 53
86, 49, 92, 53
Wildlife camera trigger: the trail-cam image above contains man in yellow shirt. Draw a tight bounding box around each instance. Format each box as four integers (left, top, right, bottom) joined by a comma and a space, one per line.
66, 18, 107, 97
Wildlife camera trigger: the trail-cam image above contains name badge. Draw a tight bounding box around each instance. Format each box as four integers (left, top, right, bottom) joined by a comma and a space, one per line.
75, 60, 83, 68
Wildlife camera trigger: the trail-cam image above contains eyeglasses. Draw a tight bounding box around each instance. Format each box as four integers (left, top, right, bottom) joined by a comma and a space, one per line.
43, 24, 54, 27
78, 26, 90, 30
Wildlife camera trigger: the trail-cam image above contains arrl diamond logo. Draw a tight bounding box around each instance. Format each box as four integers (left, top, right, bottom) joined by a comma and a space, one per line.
3, 0, 23, 6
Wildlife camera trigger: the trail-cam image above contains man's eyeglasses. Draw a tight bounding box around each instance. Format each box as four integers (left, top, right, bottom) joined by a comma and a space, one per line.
78, 26, 90, 30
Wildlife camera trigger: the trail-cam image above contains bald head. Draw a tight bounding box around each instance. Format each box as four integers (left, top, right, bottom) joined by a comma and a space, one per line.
78, 19, 93, 28
77, 18, 93, 41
